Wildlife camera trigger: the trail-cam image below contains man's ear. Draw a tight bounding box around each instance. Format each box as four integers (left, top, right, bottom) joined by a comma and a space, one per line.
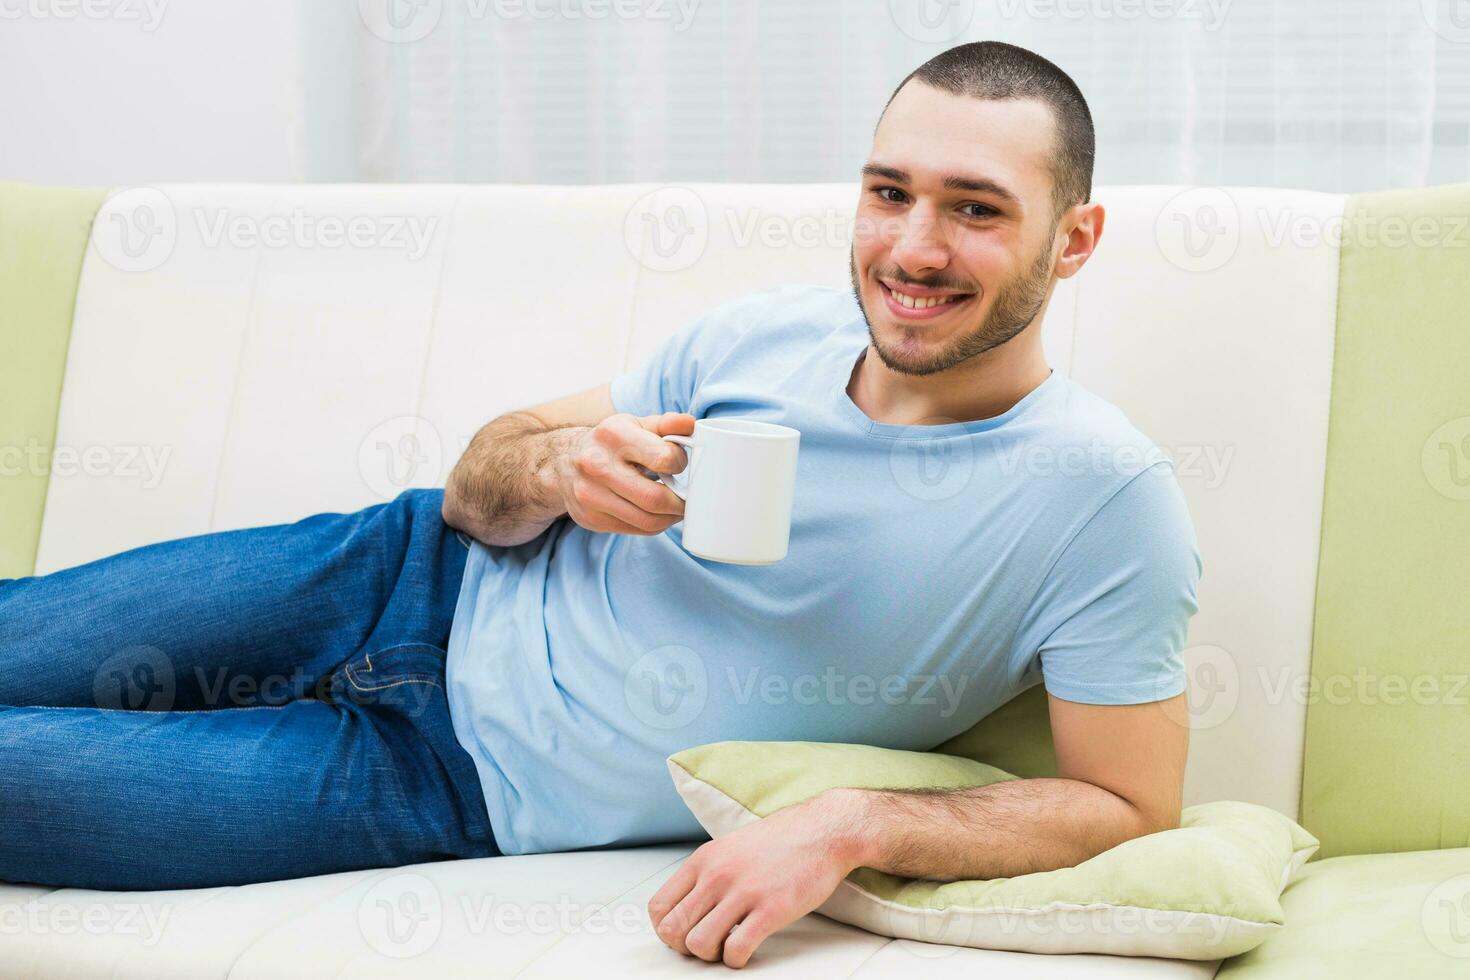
1055, 201, 1105, 280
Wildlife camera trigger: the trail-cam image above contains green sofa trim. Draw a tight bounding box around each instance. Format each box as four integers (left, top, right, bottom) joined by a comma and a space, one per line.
1216, 846, 1470, 977
1301, 183, 1470, 857
0, 182, 107, 579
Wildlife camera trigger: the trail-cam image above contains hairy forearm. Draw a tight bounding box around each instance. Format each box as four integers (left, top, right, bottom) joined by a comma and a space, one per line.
836, 777, 1170, 881
443, 411, 585, 547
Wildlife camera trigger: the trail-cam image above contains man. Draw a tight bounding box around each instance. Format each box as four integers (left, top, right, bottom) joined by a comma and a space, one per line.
0, 41, 1197, 970
443, 39, 1197, 967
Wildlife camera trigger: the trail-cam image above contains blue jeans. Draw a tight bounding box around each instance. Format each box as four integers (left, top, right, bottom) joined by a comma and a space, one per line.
0, 489, 497, 890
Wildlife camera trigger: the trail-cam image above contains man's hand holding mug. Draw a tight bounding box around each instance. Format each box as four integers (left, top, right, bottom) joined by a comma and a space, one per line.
556, 412, 696, 537
557, 410, 801, 565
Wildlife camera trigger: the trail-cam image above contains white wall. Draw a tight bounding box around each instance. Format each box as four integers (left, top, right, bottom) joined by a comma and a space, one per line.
0, 0, 307, 186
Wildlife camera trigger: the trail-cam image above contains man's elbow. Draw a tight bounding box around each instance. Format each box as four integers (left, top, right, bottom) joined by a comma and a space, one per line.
1130, 800, 1182, 838
441, 484, 460, 530
441, 476, 472, 535
1077, 802, 1176, 866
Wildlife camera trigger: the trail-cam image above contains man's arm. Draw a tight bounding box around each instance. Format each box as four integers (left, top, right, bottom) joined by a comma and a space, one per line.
843, 692, 1188, 878
442, 382, 695, 547
647, 691, 1188, 969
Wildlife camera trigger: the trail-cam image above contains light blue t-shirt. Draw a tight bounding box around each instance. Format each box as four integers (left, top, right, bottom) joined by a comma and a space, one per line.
445, 284, 1200, 856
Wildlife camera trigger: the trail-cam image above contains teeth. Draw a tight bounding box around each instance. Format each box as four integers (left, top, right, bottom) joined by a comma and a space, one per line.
890, 287, 960, 310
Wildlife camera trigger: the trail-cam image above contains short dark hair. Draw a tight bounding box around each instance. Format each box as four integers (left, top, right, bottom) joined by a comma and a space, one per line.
881, 41, 1095, 221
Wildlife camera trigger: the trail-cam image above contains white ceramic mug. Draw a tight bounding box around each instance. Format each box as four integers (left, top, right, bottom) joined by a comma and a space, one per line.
658, 418, 801, 565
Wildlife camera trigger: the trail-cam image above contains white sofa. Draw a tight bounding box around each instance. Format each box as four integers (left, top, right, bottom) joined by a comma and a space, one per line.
2, 181, 1352, 977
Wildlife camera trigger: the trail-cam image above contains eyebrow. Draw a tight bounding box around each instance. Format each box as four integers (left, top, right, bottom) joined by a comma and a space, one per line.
860, 163, 1021, 206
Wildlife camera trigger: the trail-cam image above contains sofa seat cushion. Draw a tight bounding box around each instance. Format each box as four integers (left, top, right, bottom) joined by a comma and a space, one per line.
1217, 846, 1470, 979
0, 846, 1221, 978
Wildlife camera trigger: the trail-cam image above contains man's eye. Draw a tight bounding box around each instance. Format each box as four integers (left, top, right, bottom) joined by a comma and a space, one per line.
874, 187, 907, 204
962, 203, 997, 219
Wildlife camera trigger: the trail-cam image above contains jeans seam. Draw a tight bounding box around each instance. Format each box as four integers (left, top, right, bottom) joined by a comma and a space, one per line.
345, 643, 446, 693
10, 703, 291, 715
350, 676, 443, 693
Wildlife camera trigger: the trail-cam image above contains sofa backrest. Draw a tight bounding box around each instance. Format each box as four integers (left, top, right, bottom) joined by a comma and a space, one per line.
5, 180, 1467, 859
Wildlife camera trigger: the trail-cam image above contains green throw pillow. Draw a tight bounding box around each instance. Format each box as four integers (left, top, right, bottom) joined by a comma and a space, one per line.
667, 741, 1318, 960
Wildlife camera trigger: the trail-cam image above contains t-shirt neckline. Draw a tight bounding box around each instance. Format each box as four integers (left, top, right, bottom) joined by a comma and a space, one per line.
832, 320, 1060, 440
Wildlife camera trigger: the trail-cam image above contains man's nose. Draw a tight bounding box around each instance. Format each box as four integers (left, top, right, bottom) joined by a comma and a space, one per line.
890, 204, 950, 274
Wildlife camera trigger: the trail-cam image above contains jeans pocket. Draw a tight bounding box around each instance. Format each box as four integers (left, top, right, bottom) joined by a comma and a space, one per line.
330, 643, 446, 715
344, 644, 444, 691
334, 640, 496, 851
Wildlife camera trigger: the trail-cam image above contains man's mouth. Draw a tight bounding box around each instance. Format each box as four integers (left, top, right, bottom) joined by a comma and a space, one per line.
879, 279, 976, 320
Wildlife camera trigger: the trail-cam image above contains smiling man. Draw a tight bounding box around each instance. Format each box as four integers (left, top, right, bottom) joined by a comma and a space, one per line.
443, 40, 1198, 967
0, 39, 1197, 973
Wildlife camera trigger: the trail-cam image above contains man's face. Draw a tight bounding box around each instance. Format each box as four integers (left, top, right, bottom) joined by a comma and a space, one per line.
850, 82, 1063, 377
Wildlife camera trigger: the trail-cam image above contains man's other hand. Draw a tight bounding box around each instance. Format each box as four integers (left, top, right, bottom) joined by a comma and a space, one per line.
647, 790, 866, 968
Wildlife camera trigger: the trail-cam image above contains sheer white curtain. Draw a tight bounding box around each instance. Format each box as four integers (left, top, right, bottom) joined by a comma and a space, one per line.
305, 0, 1470, 192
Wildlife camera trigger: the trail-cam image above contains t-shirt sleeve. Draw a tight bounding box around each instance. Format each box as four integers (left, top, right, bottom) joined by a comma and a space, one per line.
608, 292, 765, 417
1019, 461, 1202, 705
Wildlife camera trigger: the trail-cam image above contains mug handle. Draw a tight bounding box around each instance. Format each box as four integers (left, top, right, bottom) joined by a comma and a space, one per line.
658, 434, 697, 500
